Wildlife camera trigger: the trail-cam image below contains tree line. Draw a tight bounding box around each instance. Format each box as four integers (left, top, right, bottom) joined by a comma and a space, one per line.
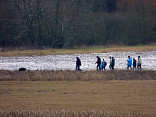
0, 0, 156, 48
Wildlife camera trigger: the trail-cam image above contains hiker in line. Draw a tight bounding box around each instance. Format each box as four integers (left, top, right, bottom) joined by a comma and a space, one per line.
133, 58, 137, 70
76, 57, 81, 71
101, 59, 106, 71
137, 56, 142, 69
112, 57, 115, 70
109, 56, 112, 69
95, 56, 101, 70
127, 56, 132, 70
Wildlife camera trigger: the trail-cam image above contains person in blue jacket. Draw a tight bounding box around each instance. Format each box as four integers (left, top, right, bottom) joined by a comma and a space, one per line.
101, 59, 106, 71
127, 56, 132, 70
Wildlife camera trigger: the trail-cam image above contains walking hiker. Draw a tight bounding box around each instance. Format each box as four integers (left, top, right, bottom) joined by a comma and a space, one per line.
109, 56, 112, 69
127, 56, 132, 70
104, 60, 107, 70
76, 57, 81, 71
102, 59, 106, 71
137, 56, 142, 69
133, 58, 136, 70
112, 57, 115, 70
95, 56, 101, 70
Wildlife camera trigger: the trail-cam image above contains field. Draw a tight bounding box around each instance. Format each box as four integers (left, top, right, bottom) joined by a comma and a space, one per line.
0, 70, 156, 81
0, 45, 156, 57
0, 80, 156, 116
0, 45, 156, 116
0, 70, 156, 116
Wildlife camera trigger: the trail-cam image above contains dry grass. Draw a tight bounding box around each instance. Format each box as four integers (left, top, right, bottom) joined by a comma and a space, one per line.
0, 80, 156, 116
0, 70, 156, 116
0, 45, 156, 57
0, 109, 147, 117
0, 70, 155, 81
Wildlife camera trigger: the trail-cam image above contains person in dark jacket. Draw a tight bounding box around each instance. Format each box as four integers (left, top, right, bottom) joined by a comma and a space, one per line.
76, 57, 81, 71
109, 56, 112, 69
112, 57, 115, 70
133, 58, 136, 70
95, 56, 101, 70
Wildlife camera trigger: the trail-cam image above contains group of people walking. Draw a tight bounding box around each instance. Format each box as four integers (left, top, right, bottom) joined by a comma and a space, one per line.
95, 56, 115, 70
127, 56, 142, 70
76, 55, 142, 71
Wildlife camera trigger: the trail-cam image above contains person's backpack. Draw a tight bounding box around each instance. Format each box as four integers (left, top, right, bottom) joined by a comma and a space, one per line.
105, 61, 107, 66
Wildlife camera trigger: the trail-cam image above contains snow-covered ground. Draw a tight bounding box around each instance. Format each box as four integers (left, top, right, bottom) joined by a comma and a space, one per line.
0, 51, 155, 71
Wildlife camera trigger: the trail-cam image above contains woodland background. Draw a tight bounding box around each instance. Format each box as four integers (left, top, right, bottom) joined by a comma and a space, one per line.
0, 0, 156, 48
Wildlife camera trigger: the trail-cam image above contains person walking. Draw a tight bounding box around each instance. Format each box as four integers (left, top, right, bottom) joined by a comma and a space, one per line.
133, 58, 136, 70
137, 56, 142, 69
102, 59, 106, 71
95, 56, 101, 70
112, 57, 115, 70
109, 56, 112, 70
127, 56, 132, 70
76, 57, 81, 71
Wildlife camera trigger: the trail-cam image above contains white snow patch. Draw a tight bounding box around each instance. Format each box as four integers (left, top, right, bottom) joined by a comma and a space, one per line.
0, 51, 155, 71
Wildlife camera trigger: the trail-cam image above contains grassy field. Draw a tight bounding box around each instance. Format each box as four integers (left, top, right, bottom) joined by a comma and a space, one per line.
0, 45, 156, 116
0, 70, 156, 81
0, 80, 156, 116
0, 45, 156, 57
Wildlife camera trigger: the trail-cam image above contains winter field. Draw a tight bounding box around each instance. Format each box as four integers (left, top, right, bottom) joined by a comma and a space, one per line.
0, 47, 156, 116
0, 81, 156, 117
0, 51, 156, 71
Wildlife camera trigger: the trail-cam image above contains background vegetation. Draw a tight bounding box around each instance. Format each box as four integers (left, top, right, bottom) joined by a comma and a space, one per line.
0, 0, 156, 48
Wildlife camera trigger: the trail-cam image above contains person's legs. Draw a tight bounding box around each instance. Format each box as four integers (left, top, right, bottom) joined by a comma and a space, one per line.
102, 66, 105, 71
98, 64, 101, 70
127, 65, 131, 70
78, 65, 81, 71
109, 65, 112, 69
138, 64, 141, 69
96, 65, 99, 70
112, 66, 114, 70
130, 65, 132, 70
